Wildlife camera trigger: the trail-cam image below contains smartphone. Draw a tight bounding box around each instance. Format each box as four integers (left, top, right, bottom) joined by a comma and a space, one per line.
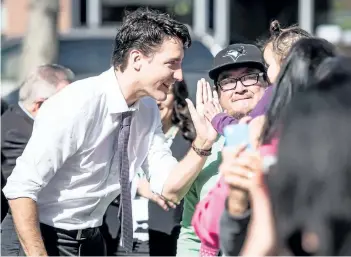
223, 123, 252, 150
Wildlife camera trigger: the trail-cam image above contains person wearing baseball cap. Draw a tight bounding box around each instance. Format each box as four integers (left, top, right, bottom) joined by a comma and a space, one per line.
177, 43, 273, 257
206, 43, 273, 135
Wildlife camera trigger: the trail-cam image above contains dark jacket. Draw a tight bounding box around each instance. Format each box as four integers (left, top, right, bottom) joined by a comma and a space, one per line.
1, 103, 34, 221
219, 204, 251, 256
148, 131, 191, 235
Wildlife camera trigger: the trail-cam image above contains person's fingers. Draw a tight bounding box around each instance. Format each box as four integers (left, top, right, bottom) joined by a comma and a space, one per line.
213, 100, 222, 113
213, 90, 219, 101
239, 116, 252, 124
166, 201, 177, 209
206, 81, 213, 102
151, 194, 169, 211
220, 164, 255, 179
224, 174, 252, 191
204, 110, 216, 123
201, 79, 208, 103
222, 144, 247, 159
152, 193, 177, 210
234, 154, 262, 172
204, 102, 216, 114
196, 80, 203, 106
159, 194, 180, 206
186, 98, 200, 124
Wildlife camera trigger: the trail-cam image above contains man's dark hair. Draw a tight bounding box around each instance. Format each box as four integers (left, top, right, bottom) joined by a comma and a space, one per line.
111, 8, 191, 72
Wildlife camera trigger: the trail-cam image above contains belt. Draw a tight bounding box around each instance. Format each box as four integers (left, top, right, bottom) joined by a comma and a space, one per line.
40, 223, 99, 240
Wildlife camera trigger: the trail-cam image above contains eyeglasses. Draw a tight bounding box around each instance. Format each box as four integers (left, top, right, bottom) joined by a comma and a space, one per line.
217, 72, 264, 92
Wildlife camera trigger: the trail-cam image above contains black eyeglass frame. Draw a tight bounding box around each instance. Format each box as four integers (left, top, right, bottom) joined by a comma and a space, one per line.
216, 72, 265, 92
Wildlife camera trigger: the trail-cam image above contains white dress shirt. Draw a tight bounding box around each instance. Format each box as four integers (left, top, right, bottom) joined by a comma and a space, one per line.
3, 67, 178, 230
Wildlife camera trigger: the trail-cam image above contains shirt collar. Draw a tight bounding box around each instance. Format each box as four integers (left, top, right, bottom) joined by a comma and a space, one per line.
18, 102, 35, 120
102, 67, 140, 114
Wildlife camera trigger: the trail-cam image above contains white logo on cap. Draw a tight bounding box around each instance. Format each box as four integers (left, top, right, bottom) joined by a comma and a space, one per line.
223, 46, 247, 61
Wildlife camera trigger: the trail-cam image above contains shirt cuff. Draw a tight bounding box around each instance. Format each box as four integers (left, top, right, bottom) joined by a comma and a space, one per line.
3, 183, 39, 202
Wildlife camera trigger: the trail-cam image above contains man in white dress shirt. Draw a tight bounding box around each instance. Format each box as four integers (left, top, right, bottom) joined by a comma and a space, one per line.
2, 8, 218, 256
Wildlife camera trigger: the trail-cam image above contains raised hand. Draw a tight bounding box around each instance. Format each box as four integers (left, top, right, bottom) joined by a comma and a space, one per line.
185, 78, 218, 149
203, 90, 223, 122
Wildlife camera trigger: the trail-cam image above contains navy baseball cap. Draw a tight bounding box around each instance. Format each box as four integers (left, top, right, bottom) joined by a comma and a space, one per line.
209, 44, 266, 80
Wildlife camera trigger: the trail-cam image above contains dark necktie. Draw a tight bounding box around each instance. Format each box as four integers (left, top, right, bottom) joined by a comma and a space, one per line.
118, 111, 133, 252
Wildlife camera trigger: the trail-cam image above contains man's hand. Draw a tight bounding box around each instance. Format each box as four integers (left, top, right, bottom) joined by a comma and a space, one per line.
137, 177, 176, 211
203, 90, 223, 122
186, 78, 218, 149
8, 198, 48, 256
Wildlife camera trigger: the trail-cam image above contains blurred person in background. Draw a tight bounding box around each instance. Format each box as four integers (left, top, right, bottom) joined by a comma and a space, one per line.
2, 8, 219, 256
177, 43, 270, 257
148, 80, 195, 256
1, 64, 74, 255
1, 100, 9, 222
190, 19, 312, 255
1, 100, 8, 114
1, 64, 74, 220
219, 38, 337, 256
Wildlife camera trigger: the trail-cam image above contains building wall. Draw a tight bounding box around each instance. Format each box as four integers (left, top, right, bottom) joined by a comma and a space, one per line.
3, 0, 72, 38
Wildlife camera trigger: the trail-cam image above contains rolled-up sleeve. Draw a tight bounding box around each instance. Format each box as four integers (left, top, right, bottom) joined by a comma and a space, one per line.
142, 120, 178, 195
3, 92, 89, 202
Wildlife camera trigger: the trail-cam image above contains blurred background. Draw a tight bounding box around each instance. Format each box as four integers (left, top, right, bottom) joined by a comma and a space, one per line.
2, 0, 351, 103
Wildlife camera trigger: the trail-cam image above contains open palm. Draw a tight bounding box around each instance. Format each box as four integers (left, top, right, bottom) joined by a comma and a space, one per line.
186, 78, 218, 144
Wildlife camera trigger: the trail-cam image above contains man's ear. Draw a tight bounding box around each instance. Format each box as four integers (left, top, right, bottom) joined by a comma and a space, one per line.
33, 98, 47, 112
129, 49, 143, 71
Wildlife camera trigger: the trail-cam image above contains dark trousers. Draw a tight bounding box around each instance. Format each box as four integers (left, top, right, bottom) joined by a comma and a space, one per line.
148, 226, 181, 256
1, 213, 106, 256
100, 198, 150, 256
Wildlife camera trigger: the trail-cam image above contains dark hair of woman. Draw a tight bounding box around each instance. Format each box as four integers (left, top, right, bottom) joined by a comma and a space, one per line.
267, 78, 351, 255
171, 80, 196, 142
314, 56, 351, 88
260, 38, 337, 144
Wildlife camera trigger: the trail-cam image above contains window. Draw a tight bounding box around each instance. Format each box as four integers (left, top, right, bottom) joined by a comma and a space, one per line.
100, 0, 193, 26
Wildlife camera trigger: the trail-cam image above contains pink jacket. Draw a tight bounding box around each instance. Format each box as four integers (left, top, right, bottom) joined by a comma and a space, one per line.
192, 177, 229, 256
